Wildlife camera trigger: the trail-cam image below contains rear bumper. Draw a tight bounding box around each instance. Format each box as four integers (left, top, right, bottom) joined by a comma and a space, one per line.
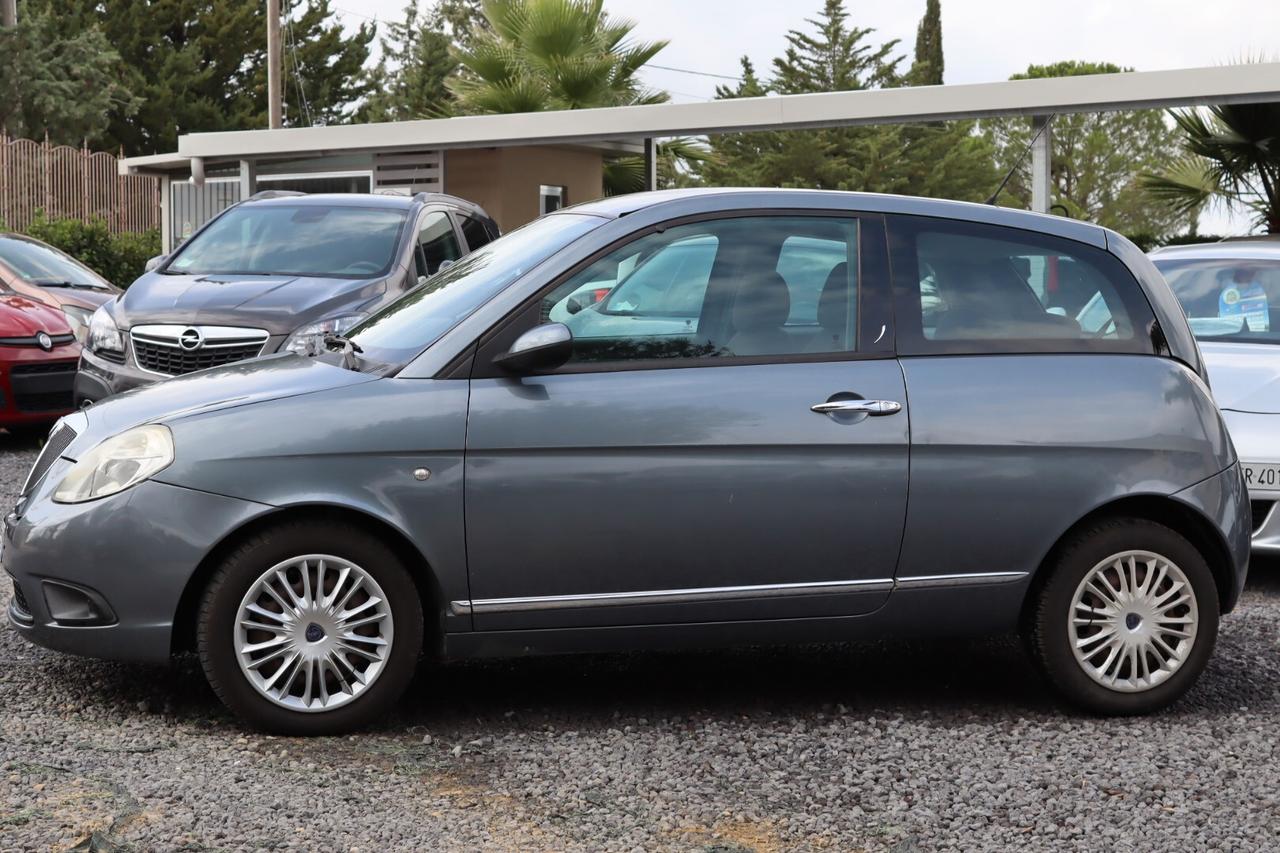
1174, 463, 1252, 613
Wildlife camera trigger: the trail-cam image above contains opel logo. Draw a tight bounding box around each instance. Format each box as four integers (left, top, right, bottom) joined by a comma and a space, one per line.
178, 327, 204, 351
36, 332, 52, 351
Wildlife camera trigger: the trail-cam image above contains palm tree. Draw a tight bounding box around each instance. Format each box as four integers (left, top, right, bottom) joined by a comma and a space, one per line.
1141, 102, 1280, 234
450, 0, 668, 112
449, 0, 710, 193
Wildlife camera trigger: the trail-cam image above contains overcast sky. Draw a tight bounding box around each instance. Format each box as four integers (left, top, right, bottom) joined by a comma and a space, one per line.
334, 0, 1280, 233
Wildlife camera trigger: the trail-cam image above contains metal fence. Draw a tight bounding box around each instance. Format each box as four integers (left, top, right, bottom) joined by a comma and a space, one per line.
0, 133, 160, 234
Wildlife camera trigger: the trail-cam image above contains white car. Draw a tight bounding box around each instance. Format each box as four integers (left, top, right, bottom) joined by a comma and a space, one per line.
1151, 240, 1280, 555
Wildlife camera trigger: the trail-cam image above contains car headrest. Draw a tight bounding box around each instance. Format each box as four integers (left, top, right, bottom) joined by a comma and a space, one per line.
731, 271, 791, 332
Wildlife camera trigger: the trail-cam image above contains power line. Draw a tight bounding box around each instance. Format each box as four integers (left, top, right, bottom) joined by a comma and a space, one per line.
284, 9, 314, 126
644, 63, 742, 82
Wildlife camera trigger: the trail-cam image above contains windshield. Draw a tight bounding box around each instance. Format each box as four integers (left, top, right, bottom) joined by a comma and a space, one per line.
349, 213, 601, 365
0, 235, 111, 288
166, 204, 408, 278
1154, 256, 1280, 345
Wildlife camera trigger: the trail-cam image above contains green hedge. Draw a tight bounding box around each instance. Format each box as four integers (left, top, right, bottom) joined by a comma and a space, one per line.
20, 216, 160, 289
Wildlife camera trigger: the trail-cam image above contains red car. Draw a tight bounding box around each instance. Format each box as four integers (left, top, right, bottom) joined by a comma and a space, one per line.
0, 294, 79, 429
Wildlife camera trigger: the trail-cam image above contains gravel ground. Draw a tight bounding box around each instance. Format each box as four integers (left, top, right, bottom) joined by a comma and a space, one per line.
2, 431, 1279, 852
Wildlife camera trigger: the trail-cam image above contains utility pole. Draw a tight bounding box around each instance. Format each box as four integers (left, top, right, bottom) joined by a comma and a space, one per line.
1, 0, 18, 28
266, 0, 283, 129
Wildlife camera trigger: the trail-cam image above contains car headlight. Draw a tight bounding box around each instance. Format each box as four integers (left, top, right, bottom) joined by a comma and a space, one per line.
53, 424, 174, 504
62, 305, 94, 344
87, 304, 124, 354
282, 314, 365, 357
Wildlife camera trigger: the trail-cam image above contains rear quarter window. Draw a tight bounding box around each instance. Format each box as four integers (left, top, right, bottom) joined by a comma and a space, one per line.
887, 215, 1156, 356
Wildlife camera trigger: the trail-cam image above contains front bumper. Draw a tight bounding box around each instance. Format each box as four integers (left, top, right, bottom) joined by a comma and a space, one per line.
1250, 496, 1280, 555
1219, 409, 1280, 557
0, 345, 79, 426
74, 346, 155, 405
4, 476, 270, 662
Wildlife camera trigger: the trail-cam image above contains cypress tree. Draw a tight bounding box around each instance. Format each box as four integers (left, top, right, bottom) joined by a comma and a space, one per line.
909, 0, 944, 86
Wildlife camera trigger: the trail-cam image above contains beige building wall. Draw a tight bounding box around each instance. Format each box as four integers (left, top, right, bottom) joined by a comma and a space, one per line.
444, 145, 605, 232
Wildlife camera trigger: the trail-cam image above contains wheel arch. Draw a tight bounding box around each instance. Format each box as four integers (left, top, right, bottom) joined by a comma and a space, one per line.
1019, 493, 1238, 632
170, 504, 445, 657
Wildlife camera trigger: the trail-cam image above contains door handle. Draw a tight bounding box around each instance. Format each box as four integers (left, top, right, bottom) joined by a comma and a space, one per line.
811, 399, 902, 416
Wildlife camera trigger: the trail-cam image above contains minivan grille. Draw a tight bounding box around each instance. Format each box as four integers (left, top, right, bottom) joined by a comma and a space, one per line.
131, 325, 269, 376
22, 422, 76, 495
1253, 500, 1275, 534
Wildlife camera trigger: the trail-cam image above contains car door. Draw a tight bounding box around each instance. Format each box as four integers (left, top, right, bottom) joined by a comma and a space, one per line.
460, 212, 909, 631
886, 214, 1169, 592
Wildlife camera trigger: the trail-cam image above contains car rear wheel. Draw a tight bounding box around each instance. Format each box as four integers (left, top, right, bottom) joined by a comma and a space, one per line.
197, 520, 423, 734
1027, 518, 1219, 715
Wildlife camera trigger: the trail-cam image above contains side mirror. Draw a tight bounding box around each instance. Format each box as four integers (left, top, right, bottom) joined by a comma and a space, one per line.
565, 295, 586, 315
494, 323, 573, 374
144, 254, 167, 273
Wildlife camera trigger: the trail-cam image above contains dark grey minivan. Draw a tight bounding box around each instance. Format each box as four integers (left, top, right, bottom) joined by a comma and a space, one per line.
5, 190, 1250, 734
75, 191, 497, 405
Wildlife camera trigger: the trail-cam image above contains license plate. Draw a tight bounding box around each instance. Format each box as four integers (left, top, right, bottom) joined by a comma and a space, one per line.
1243, 462, 1280, 492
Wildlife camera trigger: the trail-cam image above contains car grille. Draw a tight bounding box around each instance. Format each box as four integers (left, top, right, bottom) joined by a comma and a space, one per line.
9, 361, 77, 413
7, 572, 32, 619
131, 325, 269, 376
22, 421, 76, 495
1253, 500, 1275, 534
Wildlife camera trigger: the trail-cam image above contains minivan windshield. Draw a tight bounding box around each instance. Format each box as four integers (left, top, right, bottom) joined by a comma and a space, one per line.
166, 204, 408, 278
0, 235, 112, 289
349, 213, 601, 365
1154, 256, 1280, 345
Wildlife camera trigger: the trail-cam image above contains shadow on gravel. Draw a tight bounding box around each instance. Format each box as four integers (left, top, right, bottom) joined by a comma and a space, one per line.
11, 556, 1279, 734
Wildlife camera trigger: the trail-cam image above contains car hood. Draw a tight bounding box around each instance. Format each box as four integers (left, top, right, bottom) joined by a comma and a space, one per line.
0, 294, 73, 336
1201, 341, 1280, 415
114, 271, 389, 334
64, 353, 379, 453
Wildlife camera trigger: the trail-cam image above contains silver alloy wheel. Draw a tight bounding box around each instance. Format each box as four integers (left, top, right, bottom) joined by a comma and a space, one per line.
1069, 549, 1198, 693
234, 554, 395, 713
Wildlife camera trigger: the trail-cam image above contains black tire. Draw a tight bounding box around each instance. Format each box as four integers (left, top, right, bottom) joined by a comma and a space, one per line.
197, 520, 424, 735
1026, 518, 1219, 716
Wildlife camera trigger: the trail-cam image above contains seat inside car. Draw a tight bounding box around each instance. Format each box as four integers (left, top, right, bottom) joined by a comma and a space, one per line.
725, 271, 793, 356
806, 262, 851, 352
932, 257, 1081, 340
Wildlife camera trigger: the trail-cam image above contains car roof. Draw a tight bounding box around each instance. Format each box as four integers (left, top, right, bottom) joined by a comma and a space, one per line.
240, 192, 489, 216
1149, 240, 1280, 261
557, 188, 1107, 248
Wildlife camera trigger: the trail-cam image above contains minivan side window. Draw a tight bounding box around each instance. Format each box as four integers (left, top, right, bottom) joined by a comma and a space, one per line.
540, 216, 859, 366
889, 216, 1154, 355
415, 211, 461, 279
459, 215, 494, 252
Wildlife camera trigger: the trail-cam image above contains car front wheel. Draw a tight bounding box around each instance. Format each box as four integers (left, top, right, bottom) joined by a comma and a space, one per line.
197, 520, 423, 734
1027, 518, 1219, 715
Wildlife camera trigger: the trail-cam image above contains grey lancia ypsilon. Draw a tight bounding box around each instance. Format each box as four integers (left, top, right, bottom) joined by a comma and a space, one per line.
4, 190, 1250, 734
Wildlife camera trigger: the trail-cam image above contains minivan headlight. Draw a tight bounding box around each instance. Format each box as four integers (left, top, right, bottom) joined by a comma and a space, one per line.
53, 425, 174, 504
62, 305, 94, 344
282, 314, 364, 357
87, 305, 124, 354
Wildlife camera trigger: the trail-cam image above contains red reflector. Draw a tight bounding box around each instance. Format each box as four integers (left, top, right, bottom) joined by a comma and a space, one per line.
591, 288, 610, 303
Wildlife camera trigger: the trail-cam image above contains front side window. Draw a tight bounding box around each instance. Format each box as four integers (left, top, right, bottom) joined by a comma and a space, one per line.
892, 217, 1151, 354
415, 211, 461, 278
1153, 256, 1280, 345
167, 204, 408, 278
349, 213, 601, 366
541, 216, 859, 365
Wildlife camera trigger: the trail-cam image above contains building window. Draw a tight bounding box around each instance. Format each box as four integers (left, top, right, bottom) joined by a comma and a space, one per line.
540, 185, 567, 215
